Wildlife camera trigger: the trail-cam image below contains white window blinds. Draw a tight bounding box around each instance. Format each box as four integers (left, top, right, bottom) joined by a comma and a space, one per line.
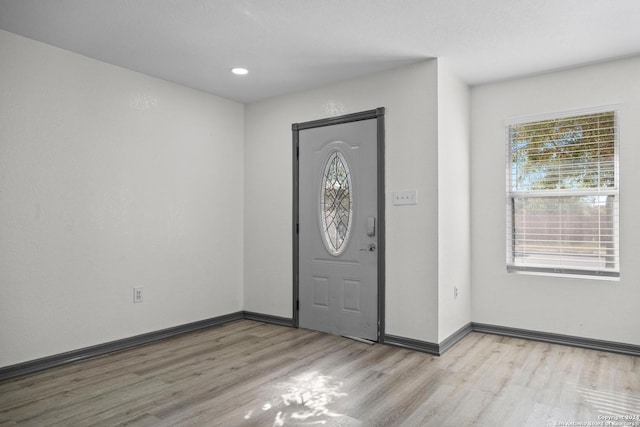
506, 109, 619, 277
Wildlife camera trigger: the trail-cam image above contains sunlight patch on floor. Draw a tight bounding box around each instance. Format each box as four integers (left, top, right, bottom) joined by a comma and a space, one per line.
243, 370, 347, 425
573, 383, 640, 418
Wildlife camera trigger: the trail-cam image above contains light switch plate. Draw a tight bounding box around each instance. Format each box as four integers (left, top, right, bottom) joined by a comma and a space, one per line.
393, 189, 417, 205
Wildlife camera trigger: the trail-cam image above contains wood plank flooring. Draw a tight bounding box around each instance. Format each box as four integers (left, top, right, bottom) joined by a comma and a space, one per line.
1, 320, 639, 426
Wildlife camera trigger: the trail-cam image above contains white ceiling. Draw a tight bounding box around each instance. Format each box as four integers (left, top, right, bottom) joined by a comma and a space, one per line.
1, 0, 640, 103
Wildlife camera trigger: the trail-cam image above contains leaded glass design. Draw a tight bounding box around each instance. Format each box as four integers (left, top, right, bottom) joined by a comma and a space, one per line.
320, 151, 353, 255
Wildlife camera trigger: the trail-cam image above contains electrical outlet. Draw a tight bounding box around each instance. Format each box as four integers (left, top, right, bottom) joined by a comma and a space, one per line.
133, 287, 143, 303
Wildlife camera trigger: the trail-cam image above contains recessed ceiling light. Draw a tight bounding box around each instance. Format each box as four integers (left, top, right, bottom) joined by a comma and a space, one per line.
231, 67, 249, 75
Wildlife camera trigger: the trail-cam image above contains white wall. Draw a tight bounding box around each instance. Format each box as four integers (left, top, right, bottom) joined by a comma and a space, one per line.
437, 60, 471, 341
10, 25, 632, 369
471, 56, 640, 345
244, 60, 442, 342
0, 30, 245, 367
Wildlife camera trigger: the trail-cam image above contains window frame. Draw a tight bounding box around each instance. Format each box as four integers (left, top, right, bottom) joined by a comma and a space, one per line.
505, 106, 620, 278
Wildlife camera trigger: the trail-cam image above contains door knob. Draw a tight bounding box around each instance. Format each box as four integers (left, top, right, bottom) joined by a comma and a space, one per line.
360, 243, 376, 252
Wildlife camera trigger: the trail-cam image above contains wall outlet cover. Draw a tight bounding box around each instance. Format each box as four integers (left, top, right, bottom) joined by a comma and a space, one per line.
133, 287, 143, 303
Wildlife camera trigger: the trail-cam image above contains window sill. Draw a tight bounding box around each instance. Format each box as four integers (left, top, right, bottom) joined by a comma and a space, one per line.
507, 268, 620, 282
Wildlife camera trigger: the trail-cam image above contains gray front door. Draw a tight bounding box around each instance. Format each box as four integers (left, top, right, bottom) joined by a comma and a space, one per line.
296, 115, 380, 341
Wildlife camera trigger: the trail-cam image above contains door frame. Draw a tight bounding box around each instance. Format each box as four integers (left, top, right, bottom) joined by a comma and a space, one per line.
292, 107, 386, 341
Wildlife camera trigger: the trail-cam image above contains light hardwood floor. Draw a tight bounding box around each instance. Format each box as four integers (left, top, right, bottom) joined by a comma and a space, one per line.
1, 320, 639, 426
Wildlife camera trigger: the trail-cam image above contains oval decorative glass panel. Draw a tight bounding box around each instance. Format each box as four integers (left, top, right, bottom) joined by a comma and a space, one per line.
320, 151, 353, 256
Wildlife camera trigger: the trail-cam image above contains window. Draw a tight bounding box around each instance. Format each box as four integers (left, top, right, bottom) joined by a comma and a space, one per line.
506, 109, 619, 277
320, 150, 353, 256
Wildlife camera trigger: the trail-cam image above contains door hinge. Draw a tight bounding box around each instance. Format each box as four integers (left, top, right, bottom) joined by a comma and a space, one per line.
296, 223, 299, 234
296, 299, 300, 311
296, 145, 299, 158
